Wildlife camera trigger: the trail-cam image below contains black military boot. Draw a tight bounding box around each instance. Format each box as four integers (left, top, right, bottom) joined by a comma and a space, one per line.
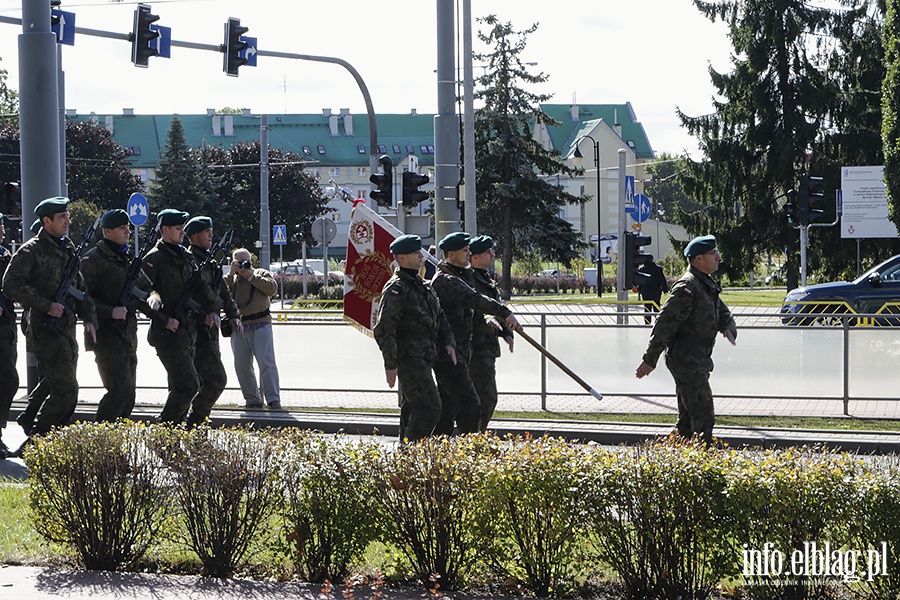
0, 431, 9, 460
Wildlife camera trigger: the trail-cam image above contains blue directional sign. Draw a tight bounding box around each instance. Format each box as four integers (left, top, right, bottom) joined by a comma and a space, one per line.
627, 193, 652, 223
127, 193, 150, 227
151, 24, 172, 59
273, 224, 287, 245
241, 36, 258, 67
51, 9, 76, 46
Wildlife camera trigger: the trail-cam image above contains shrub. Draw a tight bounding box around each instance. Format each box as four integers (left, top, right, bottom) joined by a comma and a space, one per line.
275, 431, 383, 583
367, 435, 487, 590
152, 425, 280, 579
727, 446, 862, 600
26, 421, 168, 571
474, 435, 592, 596
582, 438, 743, 600
841, 457, 900, 600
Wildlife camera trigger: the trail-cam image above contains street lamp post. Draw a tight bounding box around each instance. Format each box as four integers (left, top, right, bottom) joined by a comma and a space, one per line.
573, 135, 602, 297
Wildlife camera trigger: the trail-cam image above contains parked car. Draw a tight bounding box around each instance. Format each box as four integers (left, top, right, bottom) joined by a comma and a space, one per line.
271, 262, 324, 282
781, 254, 900, 325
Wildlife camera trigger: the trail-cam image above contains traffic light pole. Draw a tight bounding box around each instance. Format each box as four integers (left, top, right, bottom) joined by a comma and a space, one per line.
616, 149, 628, 324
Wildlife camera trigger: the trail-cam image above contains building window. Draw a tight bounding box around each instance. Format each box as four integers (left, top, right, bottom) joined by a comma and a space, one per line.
377, 144, 387, 153
302, 146, 312, 155
140, 169, 148, 181
331, 168, 340, 177
406, 145, 415, 154
357, 167, 367, 177
317, 145, 326, 155
420, 145, 435, 154
427, 145, 435, 154
127, 146, 141, 156
392, 144, 401, 154
357, 145, 366, 154
626, 140, 636, 149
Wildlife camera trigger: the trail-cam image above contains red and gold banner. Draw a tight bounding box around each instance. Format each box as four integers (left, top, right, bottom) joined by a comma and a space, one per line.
343, 202, 402, 332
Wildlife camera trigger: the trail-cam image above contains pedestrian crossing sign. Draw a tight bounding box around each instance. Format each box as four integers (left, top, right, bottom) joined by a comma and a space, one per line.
273, 224, 287, 246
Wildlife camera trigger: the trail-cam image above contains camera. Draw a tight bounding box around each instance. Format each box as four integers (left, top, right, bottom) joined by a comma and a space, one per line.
238, 260, 252, 270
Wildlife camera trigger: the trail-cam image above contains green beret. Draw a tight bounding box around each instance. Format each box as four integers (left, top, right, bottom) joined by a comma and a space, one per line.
30, 219, 42, 235
684, 234, 717, 258
469, 235, 493, 255
438, 231, 471, 252
34, 197, 69, 218
100, 209, 130, 229
390, 234, 422, 255
157, 209, 189, 227
184, 216, 213, 236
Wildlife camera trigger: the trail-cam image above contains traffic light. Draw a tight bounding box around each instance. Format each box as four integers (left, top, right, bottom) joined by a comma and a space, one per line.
402, 171, 430, 206
369, 155, 394, 207
623, 232, 652, 288
131, 4, 160, 68
785, 189, 798, 225
224, 17, 249, 77
798, 175, 825, 226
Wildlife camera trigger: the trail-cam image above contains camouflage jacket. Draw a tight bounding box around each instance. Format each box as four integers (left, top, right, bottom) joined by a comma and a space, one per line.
469, 267, 511, 359
141, 240, 219, 330
641, 265, 737, 371
431, 262, 511, 363
187, 244, 240, 324
80, 239, 155, 334
374, 267, 455, 370
2, 229, 96, 331
0, 243, 16, 336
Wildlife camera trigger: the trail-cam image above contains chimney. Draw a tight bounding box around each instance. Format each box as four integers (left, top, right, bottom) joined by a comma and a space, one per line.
410, 108, 418, 116
65, 108, 76, 117
224, 114, 234, 136
89, 112, 98, 125
614, 108, 622, 137
242, 108, 252, 117
340, 108, 353, 136
104, 115, 114, 135
329, 113, 339, 136
206, 108, 216, 116
211, 115, 221, 137
123, 108, 134, 116
322, 108, 332, 116
570, 104, 579, 121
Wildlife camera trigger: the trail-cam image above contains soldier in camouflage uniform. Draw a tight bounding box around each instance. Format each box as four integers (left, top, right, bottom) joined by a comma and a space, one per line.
636, 235, 737, 444
184, 216, 242, 426
0, 214, 18, 457
467, 235, 515, 432
374, 234, 456, 442
80, 209, 155, 422
2, 198, 97, 437
142, 209, 221, 426
430, 232, 519, 435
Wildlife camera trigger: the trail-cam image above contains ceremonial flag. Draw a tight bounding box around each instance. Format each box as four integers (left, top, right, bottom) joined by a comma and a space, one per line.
343, 202, 402, 333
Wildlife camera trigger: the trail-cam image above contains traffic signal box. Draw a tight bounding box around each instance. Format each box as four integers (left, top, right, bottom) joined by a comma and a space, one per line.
798, 175, 825, 226
369, 155, 394, 207
224, 17, 249, 77
401, 171, 430, 207
623, 232, 652, 288
131, 4, 160, 68
785, 189, 798, 225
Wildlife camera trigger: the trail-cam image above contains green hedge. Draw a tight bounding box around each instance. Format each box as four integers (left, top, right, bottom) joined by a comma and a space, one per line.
21, 425, 900, 598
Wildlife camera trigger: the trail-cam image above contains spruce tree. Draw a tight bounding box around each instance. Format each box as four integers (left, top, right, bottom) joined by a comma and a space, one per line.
148, 116, 215, 218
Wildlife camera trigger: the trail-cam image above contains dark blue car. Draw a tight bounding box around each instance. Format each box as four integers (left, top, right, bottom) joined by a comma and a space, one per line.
781, 254, 900, 325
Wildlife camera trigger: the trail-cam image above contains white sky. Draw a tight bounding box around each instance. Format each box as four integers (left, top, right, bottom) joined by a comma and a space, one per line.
0, 0, 733, 158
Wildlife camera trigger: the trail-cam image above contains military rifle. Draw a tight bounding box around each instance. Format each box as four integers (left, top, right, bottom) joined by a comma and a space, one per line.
171, 229, 233, 324
46, 215, 101, 330
116, 226, 159, 308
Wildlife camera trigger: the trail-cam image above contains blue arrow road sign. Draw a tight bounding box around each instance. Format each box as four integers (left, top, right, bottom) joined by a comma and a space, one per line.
627, 193, 652, 223
241, 37, 258, 67
127, 193, 149, 227
51, 9, 76, 46
151, 24, 172, 59
273, 224, 287, 245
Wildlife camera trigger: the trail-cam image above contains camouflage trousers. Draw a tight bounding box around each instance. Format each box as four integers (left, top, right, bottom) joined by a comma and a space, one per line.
666, 358, 715, 444
93, 327, 138, 422
152, 326, 200, 425
0, 323, 17, 427
469, 350, 497, 432
29, 322, 79, 435
191, 327, 227, 426
433, 358, 481, 435
396, 355, 441, 442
